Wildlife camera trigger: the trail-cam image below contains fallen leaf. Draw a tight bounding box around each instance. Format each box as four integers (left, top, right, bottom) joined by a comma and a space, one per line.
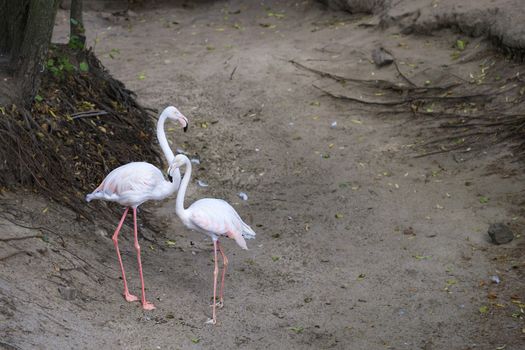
259, 23, 276, 29
351, 119, 362, 124
165, 240, 176, 247
456, 39, 466, 51
479, 305, 489, 314
357, 273, 366, 280
335, 213, 343, 219
479, 196, 489, 204
271, 256, 280, 262
191, 338, 200, 344
487, 292, 498, 299
289, 326, 303, 334
413, 255, 430, 260
268, 11, 285, 19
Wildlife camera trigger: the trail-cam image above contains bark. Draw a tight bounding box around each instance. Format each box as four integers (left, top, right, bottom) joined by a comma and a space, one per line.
0, 1, 31, 65
0, 0, 59, 106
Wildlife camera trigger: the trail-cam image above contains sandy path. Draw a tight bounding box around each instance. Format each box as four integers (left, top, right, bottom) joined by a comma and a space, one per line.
1, 1, 524, 349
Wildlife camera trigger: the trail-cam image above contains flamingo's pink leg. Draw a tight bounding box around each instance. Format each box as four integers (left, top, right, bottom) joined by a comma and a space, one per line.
207, 240, 219, 325
217, 241, 228, 308
112, 207, 138, 302
132, 207, 155, 310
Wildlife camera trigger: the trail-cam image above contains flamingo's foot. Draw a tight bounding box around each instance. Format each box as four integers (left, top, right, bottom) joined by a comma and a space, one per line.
141, 301, 156, 310
124, 292, 139, 302
205, 318, 217, 325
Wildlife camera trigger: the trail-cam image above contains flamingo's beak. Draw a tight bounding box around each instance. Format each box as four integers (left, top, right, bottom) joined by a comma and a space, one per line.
180, 115, 189, 132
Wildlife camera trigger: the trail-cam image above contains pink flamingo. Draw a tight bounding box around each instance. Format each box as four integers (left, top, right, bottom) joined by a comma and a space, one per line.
86, 106, 188, 310
169, 154, 256, 324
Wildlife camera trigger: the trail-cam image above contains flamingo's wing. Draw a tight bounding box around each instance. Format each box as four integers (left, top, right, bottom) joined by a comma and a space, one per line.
189, 200, 233, 235
93, 162, 164, 196
188, 199, 254, 249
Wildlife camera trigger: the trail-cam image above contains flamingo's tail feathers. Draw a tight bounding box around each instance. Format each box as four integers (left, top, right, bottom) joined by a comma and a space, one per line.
86, 190, 118, 203
241, 222, 256, 240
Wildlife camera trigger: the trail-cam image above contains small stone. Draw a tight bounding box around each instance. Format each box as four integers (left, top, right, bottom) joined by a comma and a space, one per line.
126, 10, 138, 18
100, 12, 113, 20
96, 228, 108, 238
488, 223, 514, 245
490, 275, 500, 284
58, 286, 78, 301
371, 47, 394, 67
403, 227, 415, 235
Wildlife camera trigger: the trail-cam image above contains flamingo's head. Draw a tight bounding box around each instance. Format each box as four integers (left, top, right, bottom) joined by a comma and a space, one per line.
169, 154, 188, 173
163, 106, 188, 132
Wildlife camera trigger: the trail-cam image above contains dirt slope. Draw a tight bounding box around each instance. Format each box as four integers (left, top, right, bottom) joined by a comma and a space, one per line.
1, 1, 524, 349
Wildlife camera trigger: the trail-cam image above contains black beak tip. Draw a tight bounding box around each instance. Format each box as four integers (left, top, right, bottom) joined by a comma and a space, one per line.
183, 125, 188, 132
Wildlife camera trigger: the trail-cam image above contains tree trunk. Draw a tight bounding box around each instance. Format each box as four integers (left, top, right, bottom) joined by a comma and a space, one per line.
69, 0, 85, 47
0, 0, 59, 107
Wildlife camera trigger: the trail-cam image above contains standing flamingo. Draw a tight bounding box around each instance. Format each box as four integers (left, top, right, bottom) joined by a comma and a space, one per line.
169, 154, 256, 324
86, 106, 188, 310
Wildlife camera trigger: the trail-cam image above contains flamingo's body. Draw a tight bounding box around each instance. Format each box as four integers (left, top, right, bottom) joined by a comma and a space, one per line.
170, 154, 256, 324
86, 106, 188, 310
86, 162, 178, 207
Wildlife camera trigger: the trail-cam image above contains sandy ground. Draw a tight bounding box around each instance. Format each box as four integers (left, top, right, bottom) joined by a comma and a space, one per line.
1, 1, 524, 349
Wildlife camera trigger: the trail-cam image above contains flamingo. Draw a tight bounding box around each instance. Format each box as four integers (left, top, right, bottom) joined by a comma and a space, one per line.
169, 154, 256, 324
86, 106, 188, 310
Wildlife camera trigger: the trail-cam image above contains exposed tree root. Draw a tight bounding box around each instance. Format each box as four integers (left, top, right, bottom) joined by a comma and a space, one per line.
0, 44, 161, 224
292, 58, 525, 159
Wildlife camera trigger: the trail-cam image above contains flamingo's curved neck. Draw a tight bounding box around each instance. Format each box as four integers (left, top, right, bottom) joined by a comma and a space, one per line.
175, 156, 192, 218
157, 111, 175, 164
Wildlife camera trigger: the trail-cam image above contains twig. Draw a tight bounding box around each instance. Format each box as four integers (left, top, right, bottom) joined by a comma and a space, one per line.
313, 84, 408, 106
0, 250, 30, 262
229, 66, 237, 80
425, 131, 495, 145
414, 145, 468, 158
0, 234, 43, 242
72, 110, 109, 119
392, 59, 418, 87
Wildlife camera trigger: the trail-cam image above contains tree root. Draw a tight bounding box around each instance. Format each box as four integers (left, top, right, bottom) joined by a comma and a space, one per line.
292, 58, 525, 160
0, 45, 161, 225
